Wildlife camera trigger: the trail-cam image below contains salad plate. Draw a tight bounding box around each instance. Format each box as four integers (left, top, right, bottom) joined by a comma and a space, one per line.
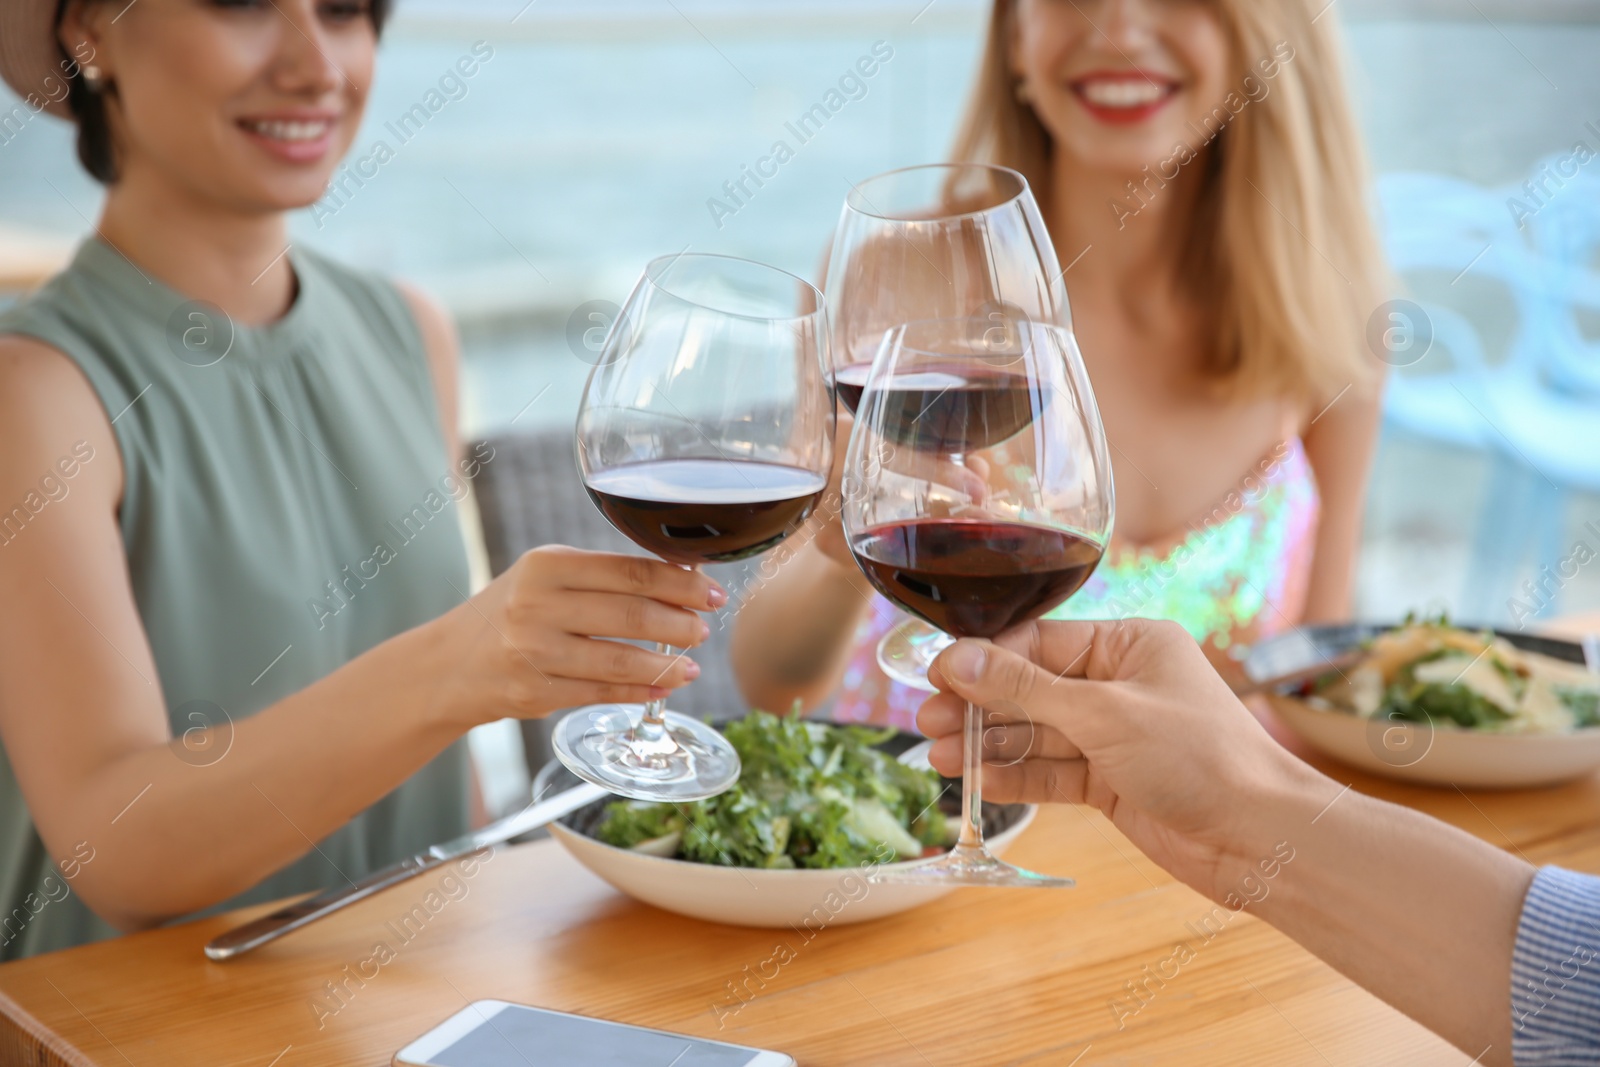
1247, 620, 1600, 789
538, 713, 1039, 927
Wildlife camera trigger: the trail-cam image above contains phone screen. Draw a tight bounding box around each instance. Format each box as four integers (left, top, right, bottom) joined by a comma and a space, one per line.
422, 1005, 765, 1067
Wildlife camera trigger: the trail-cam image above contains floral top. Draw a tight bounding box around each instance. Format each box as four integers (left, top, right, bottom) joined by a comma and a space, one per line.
832, 438, 1321, 731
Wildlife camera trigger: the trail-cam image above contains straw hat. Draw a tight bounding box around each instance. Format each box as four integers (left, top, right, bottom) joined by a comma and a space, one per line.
0, 0, 83, 121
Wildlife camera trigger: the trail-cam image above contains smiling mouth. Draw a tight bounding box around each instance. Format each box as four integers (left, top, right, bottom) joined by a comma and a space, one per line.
238, 118, 335, 142
1068, 75, 1179, 123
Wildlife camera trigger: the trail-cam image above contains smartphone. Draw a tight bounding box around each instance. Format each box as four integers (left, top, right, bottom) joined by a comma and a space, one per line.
393, 1000, 795, 1067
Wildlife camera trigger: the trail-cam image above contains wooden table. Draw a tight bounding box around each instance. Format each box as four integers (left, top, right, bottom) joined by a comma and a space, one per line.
3, 616, 1598, 1067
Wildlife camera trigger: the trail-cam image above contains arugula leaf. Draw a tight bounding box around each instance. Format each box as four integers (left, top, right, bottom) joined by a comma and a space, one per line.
1379, 680, 1511, 729
595, 801, 686, 850
1556, 687, 1600, 728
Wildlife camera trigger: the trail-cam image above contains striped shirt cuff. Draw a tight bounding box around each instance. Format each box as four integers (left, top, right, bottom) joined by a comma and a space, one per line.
1512, 866, 1600, 1066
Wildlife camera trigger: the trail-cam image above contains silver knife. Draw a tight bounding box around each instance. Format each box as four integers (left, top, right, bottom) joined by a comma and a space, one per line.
1231, 649, 1363, 699
204, 781, 607, 961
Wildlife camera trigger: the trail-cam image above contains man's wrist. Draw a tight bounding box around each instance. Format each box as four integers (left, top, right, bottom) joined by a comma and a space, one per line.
1212, 753, 1339, 897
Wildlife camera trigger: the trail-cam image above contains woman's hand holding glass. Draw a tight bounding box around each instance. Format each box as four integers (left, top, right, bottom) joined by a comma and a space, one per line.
439, 545, 726, 728
805, 416, 994, 570
824, 164, 1070, 691
551, 252, 834, 802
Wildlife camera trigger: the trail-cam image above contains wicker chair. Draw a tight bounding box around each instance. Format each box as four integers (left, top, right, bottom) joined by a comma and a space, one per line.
467, 430, 758, 785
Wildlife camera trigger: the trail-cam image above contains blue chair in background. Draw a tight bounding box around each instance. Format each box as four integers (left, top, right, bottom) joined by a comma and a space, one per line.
1376, 157, 1600, 623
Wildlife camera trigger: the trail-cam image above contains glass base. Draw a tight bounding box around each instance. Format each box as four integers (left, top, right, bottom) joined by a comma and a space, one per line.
866, 843, 1074, 888
551, 704, 741, 803
877, 617, 953, 692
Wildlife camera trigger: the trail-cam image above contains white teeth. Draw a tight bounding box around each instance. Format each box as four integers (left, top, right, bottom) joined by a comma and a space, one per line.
1078, 80, 1168, 108
245, 119, 331, 142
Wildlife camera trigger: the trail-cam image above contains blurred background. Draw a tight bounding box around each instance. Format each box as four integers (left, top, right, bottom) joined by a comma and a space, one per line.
2, 0, 1596, 632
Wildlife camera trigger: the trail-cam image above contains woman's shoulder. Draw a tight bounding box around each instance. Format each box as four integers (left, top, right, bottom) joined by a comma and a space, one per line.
294, 247, 459, 440
0, 247, 110, 342
0, 331, 122, 502
296, 248, 453, 357
0, 330, 98, 398
391, 281, 460, 446
0, 273, 121, 425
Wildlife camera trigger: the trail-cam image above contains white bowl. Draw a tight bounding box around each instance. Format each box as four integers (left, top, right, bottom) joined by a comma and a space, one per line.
1246, 622, 1600, 789
1268, 694, 1600, 789
549, 805, 1038, 928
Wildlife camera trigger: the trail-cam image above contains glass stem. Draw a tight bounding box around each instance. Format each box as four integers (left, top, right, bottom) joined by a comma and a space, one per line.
637, 650, 670, 730
632, 563, 699, 739
957, 699, 985, 852
627, 644, 677, 763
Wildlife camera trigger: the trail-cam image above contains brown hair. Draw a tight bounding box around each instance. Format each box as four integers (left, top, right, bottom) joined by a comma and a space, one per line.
53, 0, 393, 185
948, 0, 1388, 404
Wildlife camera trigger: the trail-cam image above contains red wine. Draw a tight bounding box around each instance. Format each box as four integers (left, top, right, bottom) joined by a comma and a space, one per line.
861, 365, 1045, 452
586, 459, 827, 565
828, 362, 873, 414
850, 519, 1103, 638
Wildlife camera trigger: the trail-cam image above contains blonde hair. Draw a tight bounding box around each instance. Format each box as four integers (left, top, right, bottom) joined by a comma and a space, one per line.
949, 0, 1387, 404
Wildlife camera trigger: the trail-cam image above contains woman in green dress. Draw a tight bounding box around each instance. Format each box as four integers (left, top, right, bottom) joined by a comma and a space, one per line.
0, 0, 721, 959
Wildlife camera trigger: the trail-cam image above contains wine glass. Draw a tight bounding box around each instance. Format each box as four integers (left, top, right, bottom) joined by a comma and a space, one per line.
825, 163, 1067, 692
842, 317, 1113, 887
552, 252, 834, 802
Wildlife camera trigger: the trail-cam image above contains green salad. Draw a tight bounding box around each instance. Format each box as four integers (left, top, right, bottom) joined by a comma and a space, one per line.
1309, 616, 1600, 734
594, 710, 950, 869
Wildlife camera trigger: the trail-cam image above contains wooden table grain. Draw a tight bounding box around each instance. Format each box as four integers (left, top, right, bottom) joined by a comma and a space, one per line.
3, 615, 1597, 1067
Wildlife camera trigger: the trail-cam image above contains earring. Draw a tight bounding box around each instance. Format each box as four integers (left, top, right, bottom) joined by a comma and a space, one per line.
81, 64, 103, 89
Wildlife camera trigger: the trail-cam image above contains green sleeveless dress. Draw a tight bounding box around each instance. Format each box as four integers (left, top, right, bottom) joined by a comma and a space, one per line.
0, 238, 473, 960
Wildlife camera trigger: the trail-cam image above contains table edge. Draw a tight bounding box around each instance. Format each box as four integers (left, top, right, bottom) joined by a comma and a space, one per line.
0, 983, 99, 1067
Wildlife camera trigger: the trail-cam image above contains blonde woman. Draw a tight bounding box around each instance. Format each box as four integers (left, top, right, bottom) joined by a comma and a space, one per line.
731, 0, 1388, 726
